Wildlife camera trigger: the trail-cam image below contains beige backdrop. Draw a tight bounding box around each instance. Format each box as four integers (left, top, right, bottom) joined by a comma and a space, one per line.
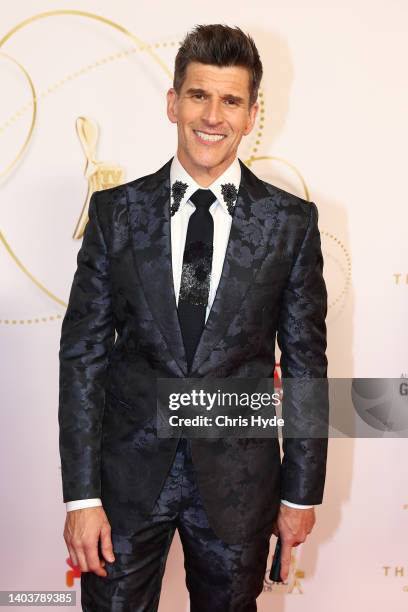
1, 1, 407, 610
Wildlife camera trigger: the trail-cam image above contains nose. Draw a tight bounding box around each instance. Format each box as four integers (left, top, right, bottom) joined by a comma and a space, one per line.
202, 97, 224, 126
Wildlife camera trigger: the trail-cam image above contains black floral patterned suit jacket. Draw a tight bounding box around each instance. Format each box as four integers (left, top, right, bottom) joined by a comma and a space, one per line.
58, 156, 329, 544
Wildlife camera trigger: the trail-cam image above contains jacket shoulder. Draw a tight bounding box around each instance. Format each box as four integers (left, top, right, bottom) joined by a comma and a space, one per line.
91, 173, 149, 206
91, 157, 172, 209
240, 159, 315, 219
260, 178, 314, 216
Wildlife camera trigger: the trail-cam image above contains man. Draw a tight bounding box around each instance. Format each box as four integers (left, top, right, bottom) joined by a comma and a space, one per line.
59, 24, 328, 611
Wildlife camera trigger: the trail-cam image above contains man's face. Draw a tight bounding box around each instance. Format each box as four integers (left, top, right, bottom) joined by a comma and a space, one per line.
167, 61, 259, 183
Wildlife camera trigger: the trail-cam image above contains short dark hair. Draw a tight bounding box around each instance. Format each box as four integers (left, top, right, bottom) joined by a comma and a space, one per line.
173, 24, 263, 107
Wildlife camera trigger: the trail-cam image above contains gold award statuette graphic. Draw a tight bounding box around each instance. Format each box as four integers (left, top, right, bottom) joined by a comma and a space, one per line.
74, 116, 124, 240
263, 547, 304, 594
0, 10, 170, 320
393, 273, 408, 285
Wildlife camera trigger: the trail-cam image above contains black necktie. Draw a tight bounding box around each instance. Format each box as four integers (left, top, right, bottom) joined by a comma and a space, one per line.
177, 189, 217, 372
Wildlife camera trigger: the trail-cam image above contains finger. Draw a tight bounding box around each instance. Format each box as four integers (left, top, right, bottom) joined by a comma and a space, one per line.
100, 525, 115, 563
75, 548, 89, 573
84, 544, 107, 578
280, 541, 292, 582
67, 544, 79, 567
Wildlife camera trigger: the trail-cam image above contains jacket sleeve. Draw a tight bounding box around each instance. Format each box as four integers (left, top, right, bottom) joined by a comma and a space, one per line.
58, 191, 115, 503
276, 201, 329, 505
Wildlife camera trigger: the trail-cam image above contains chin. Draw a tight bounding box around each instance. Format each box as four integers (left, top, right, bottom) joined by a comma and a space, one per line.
192, 150, 226, 169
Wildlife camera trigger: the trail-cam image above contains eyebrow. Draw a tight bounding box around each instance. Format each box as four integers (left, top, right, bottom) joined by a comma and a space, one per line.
185, 87, 245, 104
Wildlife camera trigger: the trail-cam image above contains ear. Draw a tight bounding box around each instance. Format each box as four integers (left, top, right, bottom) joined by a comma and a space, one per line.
167, 88, 178, 124
243, 101, 259, 136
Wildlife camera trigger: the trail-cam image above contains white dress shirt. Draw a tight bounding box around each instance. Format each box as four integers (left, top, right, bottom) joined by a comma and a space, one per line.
66, 153, 312, 512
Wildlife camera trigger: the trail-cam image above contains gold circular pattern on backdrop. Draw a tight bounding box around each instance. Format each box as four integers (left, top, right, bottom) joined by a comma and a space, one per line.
0, 10, 347, 324
0, 10, 265, 323
0, 51, 37, 179
0, 10, 177, 323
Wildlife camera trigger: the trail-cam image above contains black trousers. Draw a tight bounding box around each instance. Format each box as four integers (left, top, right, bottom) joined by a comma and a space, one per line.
81, 438, 270, 611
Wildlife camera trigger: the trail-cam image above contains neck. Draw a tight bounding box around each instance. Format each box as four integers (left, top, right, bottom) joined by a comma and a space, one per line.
176, 150, 236, 187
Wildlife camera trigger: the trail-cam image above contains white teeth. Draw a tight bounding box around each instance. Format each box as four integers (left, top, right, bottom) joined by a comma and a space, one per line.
195, 130, 225, 142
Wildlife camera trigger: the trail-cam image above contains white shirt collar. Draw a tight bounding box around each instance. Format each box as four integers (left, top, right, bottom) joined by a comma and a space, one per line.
170, 153, 241, 216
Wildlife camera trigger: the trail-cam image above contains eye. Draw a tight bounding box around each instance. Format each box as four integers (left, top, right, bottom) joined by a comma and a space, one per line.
192, 93, 206, 100
224, 98, 237, 106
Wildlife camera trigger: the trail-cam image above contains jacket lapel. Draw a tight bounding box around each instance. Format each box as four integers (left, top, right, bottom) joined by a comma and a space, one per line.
127, 157, 274, 377
127, 157, 188, 376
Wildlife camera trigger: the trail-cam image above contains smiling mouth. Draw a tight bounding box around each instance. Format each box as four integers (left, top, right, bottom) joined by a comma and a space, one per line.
194, 130, 227, 143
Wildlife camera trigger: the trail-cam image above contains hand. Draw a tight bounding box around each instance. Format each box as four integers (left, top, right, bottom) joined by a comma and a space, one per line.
63, 507, 115, 577
271, 504, 315, 582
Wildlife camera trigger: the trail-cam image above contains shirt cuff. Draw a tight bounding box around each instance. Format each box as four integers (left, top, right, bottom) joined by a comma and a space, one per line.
66, 498, 102, 512
281, 499, 314, 509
